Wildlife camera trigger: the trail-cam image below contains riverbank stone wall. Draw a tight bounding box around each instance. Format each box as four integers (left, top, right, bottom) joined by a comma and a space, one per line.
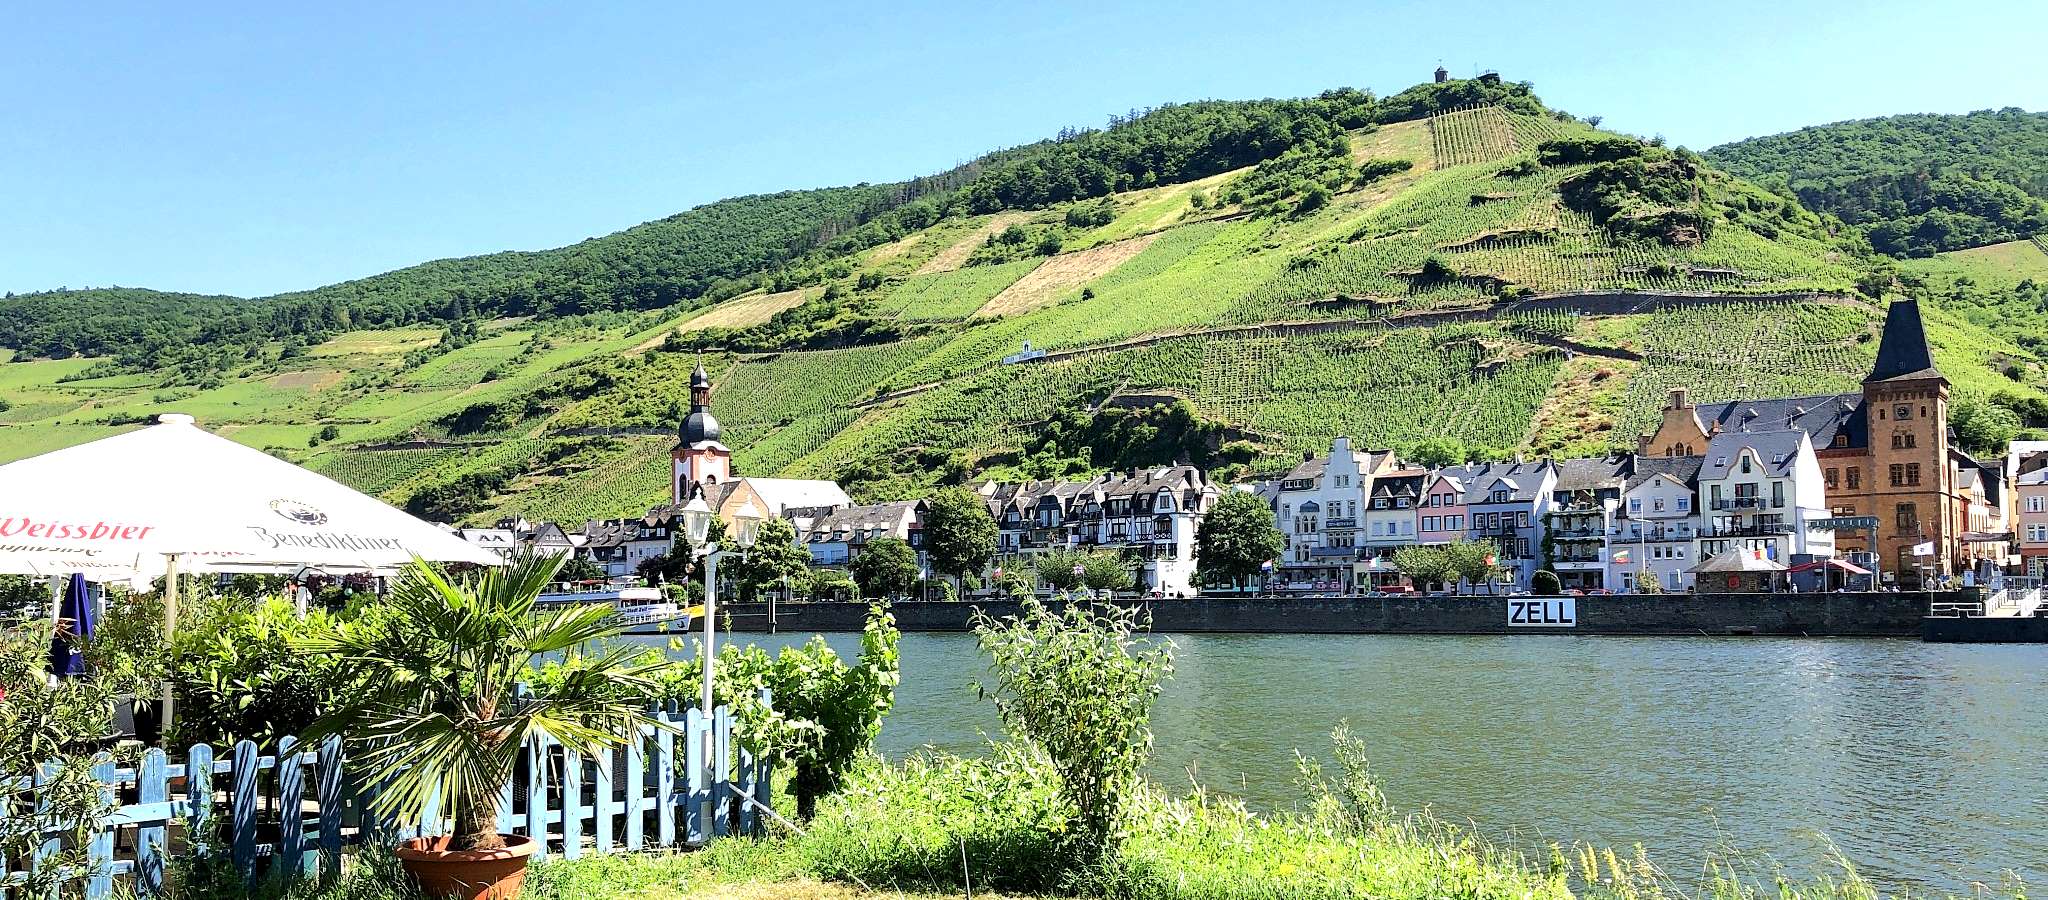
708, 591, 1941, 637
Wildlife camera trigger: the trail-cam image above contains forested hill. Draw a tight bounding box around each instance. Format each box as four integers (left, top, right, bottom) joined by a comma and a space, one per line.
12, 74, 2048, 526
1706, 109, 2048, 257
0, 77, 1542, 379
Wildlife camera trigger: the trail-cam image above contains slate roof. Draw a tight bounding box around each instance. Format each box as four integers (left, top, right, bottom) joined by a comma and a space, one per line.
1954, 450, 2004, 509
581, 520, 632, 549
804, 500, 922, 543
1370, 471, 1425, 501
1464, 460, 1553, 503
1625, 454, 1704, 490
1691, 393, 1866, 450
1281, 455, 1329, 483
1100, 465, 1206, 499
1552, 455, 1629, 492
1699, 430, 1809, 480
1866, 298, 1943, 383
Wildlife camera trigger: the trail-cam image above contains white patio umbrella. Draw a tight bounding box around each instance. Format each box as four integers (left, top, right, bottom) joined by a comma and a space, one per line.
0, 413, 501, 732
0, 414, 498, 578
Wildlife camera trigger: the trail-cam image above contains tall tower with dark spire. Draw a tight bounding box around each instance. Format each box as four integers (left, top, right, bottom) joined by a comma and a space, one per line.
672, 362, 730, 502
1861, 298, 1953, 584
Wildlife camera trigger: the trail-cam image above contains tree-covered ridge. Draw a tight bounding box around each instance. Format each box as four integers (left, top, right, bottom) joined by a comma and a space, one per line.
954, 92, 1378, 212
1706, 109, 2048, 257
0, 78, 1559, 376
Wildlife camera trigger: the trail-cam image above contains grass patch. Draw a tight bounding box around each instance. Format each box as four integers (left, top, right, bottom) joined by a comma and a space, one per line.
307, 327, 442, 358
1937, 238, 2048, 281
0, 357, 103, 391
0, 423, 138, 464
510, 741, 2000, 900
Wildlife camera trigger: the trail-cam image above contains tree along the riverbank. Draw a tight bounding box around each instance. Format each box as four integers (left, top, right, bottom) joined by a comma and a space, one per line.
1195, 489, 1285, 588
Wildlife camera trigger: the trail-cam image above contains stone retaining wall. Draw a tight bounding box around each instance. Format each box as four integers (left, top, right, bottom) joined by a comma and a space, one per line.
714, 591, 1939, 637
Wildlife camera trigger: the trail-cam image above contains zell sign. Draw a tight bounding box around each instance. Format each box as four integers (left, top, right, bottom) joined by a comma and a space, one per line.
1507, 598, 1576, 627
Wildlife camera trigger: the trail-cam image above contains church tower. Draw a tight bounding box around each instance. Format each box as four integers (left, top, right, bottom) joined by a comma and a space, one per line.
1861, 298, 1952, 585
672, 362, 730, 503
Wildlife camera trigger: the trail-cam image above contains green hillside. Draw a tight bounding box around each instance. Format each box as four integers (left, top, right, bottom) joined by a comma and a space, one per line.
6, 77, 2046, 525
1706, 109, 2048, 257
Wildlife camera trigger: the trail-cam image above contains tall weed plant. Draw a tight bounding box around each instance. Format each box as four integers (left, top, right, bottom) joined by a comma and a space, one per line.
972, 597, 1174, 861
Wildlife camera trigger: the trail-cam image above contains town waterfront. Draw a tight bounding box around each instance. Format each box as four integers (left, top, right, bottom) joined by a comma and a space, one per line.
634, 629, 2048, 895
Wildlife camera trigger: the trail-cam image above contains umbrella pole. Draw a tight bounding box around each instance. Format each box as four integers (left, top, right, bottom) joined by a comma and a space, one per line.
161, 553, 180, 743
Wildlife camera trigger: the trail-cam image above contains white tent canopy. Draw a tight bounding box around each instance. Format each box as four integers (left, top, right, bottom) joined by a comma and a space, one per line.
0, 414, 499, 583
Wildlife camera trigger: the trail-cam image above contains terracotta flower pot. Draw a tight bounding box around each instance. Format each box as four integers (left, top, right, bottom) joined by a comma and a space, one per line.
394, 833, 538, 900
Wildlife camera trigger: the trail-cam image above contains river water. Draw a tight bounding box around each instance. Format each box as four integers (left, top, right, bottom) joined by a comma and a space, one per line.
628, 630, 2047, 893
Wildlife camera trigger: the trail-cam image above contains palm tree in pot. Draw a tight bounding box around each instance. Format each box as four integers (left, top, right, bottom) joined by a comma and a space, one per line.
300, 553, 671, 900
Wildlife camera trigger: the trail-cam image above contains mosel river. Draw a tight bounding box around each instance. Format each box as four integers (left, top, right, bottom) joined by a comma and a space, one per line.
632, 630, 2048, 893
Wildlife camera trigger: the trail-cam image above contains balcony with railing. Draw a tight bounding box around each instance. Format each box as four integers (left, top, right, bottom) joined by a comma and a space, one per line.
1711, 497, 1785, 511
1611, 524, 1698, 541
1701, 522, 1794, 538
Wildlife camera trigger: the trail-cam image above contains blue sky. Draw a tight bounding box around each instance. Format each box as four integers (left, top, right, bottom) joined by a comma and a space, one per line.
4, 0, 2042, 298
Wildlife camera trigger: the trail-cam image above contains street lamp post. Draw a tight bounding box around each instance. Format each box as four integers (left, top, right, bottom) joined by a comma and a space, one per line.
678, 496, 762, 723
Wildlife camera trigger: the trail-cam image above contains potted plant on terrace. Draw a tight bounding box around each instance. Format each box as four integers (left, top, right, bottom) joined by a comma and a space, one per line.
299, 554, 670, 900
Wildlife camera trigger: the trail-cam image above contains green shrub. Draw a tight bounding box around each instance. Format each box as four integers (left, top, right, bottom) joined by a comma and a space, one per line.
1531, 570, 1563, 595
1033, 547, 1135, 592
849, 536, 920, 598
1537, 134, 1643, 166
1064, 200, 1117, 228
972, 598, 1173, 860
804, 567, 857, 600
170, 595, 374, 748
721, 607, 901, 819
798, 745, 1070, 893
1357, 158, 1415, 183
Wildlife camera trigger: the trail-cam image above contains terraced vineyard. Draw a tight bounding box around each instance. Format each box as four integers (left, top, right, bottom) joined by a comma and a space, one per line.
9, 78, 2045, 522
305, 447, 465, 496
1429, 106, 1520, 168
711, 337, 950, 429
871, 258, 1041, 322
1612, 300, 1877, 437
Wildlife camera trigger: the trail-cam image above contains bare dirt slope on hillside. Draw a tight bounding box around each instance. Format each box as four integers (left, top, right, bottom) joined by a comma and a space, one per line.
628, 288, 814, 352
914, 212, 1031, 275
975, 234, 1162, 318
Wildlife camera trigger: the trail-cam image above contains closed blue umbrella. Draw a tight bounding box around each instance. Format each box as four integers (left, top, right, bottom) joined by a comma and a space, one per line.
48, 573, 94, 677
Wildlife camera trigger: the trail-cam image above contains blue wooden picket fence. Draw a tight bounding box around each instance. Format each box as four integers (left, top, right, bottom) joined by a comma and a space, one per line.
3, 698, 772, 899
